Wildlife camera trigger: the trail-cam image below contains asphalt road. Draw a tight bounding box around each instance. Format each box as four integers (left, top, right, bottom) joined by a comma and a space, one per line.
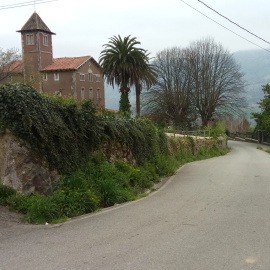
1, 141, 270, 270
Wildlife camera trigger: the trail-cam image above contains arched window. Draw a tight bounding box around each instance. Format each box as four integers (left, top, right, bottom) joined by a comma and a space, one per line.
81, 87, 85, 100
97, 88, 101, 101
88, 72, 93, 82
89, 88, 93, 99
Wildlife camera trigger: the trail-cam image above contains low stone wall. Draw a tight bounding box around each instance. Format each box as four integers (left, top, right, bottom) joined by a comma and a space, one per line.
166, 133, 227, 154
0, 132, 227, 194
102, 140, 136, 165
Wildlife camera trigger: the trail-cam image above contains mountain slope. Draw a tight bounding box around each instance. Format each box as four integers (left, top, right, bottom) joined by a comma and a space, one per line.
233, 49, 270, 105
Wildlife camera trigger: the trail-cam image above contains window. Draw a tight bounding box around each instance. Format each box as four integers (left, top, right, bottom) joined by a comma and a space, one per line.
54, 72, 59, 81
80, 74, 85, 81
96, 74, 100, 82
89, 88, 93, 100
88, 72, 93, 82
97, 88, 101, 101
43, 35, 48, 46
26, 34, 34, 45
43, 73, 48, 81
81, 87, 85, 100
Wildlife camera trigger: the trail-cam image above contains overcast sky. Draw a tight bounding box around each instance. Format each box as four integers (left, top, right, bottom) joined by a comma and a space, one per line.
1, 0, 270, 61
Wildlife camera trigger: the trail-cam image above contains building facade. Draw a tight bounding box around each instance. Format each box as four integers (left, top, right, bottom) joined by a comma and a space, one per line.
14, 12, 105, 107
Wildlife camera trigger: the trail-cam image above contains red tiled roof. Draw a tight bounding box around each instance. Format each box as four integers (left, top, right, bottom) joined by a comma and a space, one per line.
42, 56, 91, 71
106, 109, 119, 113
2, 60, 23, 73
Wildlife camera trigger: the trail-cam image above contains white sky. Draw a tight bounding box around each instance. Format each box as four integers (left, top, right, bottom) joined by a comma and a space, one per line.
1, 0, 270, 61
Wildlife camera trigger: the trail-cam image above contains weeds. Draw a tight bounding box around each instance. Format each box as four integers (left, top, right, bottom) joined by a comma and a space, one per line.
1, 144, 230, 224
257, 145, 270, 154
0, 185, 16, 205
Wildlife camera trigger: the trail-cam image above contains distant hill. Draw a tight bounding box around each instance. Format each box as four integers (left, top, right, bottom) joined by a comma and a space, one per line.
233, 49, 270, 105
105, 49, 270, 113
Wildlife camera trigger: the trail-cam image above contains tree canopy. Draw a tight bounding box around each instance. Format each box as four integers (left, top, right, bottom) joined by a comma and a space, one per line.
252, 83, 270, 134
99, 35, 156, 117
0, 48, 22, 83
142, 47, 196, 129
142, 38, 246, 127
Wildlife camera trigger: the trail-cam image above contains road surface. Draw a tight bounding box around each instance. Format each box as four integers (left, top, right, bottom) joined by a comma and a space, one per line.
1, 141, 270, 270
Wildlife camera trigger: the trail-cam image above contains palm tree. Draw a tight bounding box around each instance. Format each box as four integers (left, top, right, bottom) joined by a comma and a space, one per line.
99, 35, 157, 117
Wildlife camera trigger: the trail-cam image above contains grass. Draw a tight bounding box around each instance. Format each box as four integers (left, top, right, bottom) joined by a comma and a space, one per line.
0, 145, 230, 224
257, 145, 270, 154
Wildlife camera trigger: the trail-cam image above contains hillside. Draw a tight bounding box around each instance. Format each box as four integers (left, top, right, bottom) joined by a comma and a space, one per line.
233, 48, 270, 106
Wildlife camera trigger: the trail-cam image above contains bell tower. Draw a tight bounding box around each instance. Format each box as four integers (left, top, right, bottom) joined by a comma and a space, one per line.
17, 12, 55, 90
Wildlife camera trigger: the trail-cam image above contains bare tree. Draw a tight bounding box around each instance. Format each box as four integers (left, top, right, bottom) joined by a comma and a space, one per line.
0, 48, 22, 83
142, 47, 197, 129
186, 38, 245, 126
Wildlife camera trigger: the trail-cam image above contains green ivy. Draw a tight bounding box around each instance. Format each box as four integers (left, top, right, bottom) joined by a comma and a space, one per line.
0, 83, 102, 173
0, 83, 169, 174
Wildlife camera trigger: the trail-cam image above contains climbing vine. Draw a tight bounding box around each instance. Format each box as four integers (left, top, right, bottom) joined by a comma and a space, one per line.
0, 83, 169, 174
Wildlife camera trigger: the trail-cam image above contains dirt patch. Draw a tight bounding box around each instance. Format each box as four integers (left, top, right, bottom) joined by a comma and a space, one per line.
0, 206, 23, 225
0, 206, 35, 240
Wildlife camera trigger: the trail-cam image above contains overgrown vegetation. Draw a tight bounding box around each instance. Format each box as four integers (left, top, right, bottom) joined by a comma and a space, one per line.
257, 146, 270, 154
204, 121, 226, 139
0, 144, 229, 224
0, 83, 166, 173
0, 83, 229, 224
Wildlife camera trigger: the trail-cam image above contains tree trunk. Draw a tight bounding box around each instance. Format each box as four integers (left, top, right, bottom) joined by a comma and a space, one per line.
135, 83, 142, 117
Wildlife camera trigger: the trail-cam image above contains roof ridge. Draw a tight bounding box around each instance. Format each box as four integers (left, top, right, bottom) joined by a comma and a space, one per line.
17, 12, 55, 34
53, 56, 91, 60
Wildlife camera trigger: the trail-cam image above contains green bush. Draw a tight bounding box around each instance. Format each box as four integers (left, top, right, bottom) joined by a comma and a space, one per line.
24, 194, 60, 224
0, 184, 16, 206
115, 161, 154, 192
7, 193, 30, 214
51, 188, 99, 218
204, 121, 226, 139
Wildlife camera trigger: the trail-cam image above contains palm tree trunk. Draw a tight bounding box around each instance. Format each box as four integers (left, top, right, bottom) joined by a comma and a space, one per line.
135, 83, 142, 117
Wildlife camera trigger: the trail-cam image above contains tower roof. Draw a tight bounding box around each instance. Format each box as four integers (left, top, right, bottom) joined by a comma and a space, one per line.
17, 12, 55, 34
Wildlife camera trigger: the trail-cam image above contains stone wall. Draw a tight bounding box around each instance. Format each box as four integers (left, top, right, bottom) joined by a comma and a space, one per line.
0, 132, 226, 194
166, 134, 227, 154
0, 132, 59, 194
102, 140, 136, 165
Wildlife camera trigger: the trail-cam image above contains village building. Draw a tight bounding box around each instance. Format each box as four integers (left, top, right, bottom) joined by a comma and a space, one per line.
2, 12, 105, 107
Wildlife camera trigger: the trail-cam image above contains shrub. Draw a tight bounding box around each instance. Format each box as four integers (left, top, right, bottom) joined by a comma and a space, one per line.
0, 184, 16, 206
24, 194, 60, 224
7, 193, 30, 214
115, 161, 154, 192
204, 121, 226, 139
51, 188, 99, 218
